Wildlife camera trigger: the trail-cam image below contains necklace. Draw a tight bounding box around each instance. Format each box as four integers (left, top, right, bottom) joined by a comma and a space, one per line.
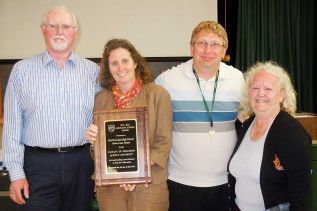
193, 69, 219, 140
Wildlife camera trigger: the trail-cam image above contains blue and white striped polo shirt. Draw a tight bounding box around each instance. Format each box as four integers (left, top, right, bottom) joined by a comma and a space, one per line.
155, 59, 245, 187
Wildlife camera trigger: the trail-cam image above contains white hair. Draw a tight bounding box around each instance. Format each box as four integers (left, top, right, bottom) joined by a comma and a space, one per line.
42, 5, 78, 27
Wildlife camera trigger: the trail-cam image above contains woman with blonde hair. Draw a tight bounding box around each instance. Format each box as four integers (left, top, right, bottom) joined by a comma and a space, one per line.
228, 61, 311, 211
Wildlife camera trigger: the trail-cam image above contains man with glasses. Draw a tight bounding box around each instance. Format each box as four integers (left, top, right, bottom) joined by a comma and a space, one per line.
3, 6, 99, 211
155, 21, 244, 210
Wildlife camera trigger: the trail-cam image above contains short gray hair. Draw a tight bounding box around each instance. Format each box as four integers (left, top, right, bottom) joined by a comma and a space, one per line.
42, 5, 78, 27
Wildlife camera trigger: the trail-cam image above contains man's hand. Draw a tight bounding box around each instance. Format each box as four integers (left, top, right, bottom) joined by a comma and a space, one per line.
9, 178, 29, 205
85, 124, 98, 145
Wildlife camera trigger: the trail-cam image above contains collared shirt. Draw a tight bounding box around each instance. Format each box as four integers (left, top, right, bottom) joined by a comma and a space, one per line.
3, 51, 100, 181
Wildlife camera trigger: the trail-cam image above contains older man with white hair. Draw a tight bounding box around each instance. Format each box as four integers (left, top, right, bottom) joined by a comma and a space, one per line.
3, 6, 99, 211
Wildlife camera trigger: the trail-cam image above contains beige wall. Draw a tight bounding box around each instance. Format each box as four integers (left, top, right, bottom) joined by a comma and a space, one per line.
0, 0, 217, 59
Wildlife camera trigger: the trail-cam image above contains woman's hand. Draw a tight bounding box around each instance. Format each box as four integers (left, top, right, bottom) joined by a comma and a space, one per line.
119, 182, 151, 191
120, 184, 136, 192
85, 124, 98, 144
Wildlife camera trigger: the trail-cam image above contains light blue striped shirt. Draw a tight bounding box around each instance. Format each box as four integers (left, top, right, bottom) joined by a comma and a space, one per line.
2, 51, 100, 181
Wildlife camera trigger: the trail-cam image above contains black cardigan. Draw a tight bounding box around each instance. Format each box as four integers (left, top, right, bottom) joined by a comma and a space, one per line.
228, 111, 311, 210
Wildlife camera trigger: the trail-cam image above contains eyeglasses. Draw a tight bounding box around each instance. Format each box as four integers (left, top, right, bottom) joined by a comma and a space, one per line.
193, 40, 224, 49
42, 24, 78, 32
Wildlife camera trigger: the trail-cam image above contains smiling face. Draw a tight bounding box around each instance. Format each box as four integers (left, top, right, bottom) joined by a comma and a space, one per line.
41, 9, 78, 55
190, 30, 227, 73
249, 71, 285, 117
108, 47, 137, 92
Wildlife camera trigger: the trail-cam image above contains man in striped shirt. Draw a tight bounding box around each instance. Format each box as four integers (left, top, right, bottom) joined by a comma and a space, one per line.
155, 21, 244, 211
2, 6, 100, 211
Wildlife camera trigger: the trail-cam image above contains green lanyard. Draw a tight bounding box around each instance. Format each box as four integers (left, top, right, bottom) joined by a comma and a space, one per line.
193, 69, 219, 132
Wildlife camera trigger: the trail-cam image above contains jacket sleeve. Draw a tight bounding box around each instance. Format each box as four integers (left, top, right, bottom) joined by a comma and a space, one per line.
148, 86, 173, 169
275, 119, 311, 211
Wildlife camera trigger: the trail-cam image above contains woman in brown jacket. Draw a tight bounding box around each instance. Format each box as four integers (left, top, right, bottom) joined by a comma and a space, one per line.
86, 38, 172, 211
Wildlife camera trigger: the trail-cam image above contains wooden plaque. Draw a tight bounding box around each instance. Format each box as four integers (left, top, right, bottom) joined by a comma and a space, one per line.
93, 107, 151, 186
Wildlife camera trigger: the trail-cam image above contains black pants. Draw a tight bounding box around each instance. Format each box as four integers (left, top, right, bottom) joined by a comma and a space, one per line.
20, 145, 94, 211
167, 179, 230, 211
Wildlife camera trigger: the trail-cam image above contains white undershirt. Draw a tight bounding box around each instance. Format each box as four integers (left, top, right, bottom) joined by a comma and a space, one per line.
229, 119, 269, 211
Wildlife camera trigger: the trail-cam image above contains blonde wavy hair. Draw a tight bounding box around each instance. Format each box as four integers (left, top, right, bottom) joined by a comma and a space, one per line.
239, 61, 297, 118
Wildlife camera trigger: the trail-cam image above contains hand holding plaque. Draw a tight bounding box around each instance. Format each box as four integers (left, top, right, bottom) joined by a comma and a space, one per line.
93, 107, 151, 186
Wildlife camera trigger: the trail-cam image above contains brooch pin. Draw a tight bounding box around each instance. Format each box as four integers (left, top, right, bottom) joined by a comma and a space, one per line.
273, 154, 284, 171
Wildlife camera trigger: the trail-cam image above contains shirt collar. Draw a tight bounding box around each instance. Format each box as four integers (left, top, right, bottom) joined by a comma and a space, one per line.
42, 50, 77, 67
183, 59, 226, 81
183, 59, 195, 79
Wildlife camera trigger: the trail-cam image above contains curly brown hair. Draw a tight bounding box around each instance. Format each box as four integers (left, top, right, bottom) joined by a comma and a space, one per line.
99, 39, 153, 90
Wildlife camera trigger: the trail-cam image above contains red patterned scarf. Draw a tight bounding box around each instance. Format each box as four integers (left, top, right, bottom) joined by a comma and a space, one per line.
112, 80, 143, 109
